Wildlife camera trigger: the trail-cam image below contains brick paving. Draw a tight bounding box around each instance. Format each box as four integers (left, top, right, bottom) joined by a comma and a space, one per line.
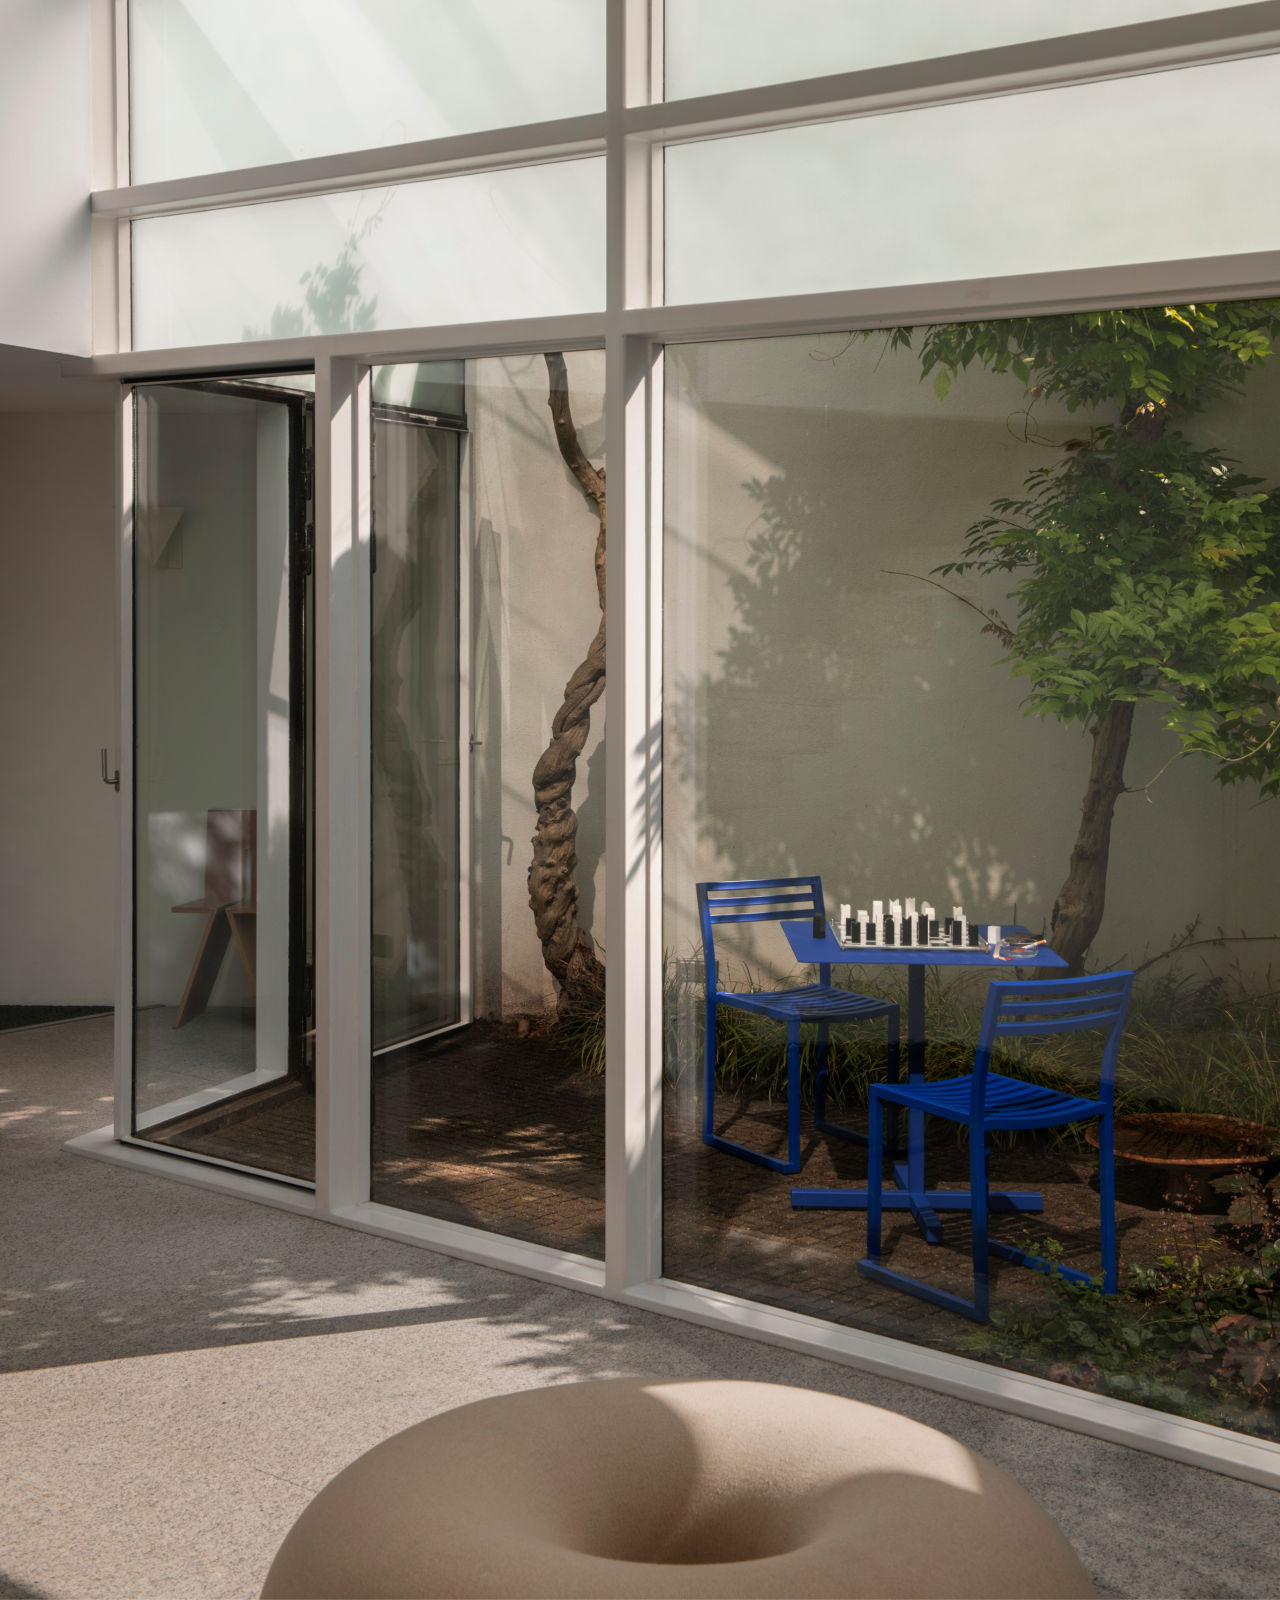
151, 1021, 1243, 1367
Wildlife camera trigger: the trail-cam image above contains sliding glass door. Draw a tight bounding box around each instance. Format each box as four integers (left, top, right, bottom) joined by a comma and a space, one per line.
369, 354, 607, 1257
371, 394, 464, 1051
130, 377, 315, 1182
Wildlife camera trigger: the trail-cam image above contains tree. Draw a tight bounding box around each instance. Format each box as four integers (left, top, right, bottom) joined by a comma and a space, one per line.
893, 303, 1280, 973
527, 353, 607, 1014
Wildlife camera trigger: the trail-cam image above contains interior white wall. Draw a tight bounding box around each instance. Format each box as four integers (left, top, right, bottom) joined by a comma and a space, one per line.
663, 334, 1280, 990
468, 351, 606, 1018
0, 411, 116, 1004
0, 0, 94, 356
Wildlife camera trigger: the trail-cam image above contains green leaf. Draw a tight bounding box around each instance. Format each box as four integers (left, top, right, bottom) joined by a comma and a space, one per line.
933, 369, 952, 402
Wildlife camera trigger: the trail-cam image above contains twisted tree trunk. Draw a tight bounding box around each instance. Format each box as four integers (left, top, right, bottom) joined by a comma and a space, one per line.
528, 352, 607, 1013
1048, 700, 1135, 975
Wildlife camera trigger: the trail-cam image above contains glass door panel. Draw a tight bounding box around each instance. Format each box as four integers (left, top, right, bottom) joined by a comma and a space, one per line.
369, 354, 606, 1258
131, 378, 314, 1183
371, 407, 463, 1049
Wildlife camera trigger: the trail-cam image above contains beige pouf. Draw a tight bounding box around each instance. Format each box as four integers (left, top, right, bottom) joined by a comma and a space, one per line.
261, 1378, 1094, 1599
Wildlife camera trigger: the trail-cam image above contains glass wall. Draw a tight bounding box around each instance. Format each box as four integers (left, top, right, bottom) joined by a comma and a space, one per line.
663, 311, 1280, 1440
131, 158, 606, 350
370, 352, 607, 1257
664, 0, 1254, 100
665, 54, 1280, 305
130, 0, 605, 182
110, 0, 1280, 1468
371, 374, 464, 1051
132, 378, 314, 1182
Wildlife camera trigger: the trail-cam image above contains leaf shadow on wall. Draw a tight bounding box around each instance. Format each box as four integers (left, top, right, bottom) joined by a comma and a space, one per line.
667, 465, 1040, 981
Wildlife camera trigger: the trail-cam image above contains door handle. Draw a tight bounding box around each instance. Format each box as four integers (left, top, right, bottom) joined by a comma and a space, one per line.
101, 748, 120, 791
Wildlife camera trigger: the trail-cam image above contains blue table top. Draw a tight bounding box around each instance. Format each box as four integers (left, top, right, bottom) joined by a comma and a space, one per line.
782, 921, 1068, 970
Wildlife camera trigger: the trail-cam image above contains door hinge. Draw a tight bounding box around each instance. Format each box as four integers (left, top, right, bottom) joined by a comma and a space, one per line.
302, 960, 315, 1019
302, 445, 314, 501
297, 522, 314, 578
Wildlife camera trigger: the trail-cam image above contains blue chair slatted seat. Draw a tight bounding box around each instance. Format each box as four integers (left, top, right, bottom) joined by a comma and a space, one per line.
857, 970, 1134, 1321
697, 877, 900, 1175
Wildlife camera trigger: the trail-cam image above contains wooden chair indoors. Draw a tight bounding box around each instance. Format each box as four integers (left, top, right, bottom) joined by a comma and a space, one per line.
170, 808, 257, 1028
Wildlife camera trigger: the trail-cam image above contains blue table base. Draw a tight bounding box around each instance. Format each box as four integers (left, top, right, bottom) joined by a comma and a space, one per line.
792, 1173, 1043, 1248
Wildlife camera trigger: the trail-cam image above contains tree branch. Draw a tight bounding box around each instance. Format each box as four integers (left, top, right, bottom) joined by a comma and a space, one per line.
545, 351, 605, 512
1130, 933, 1280, 978
883, 568, 1015, 648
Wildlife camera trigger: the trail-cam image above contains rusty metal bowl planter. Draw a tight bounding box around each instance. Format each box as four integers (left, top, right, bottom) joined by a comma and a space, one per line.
1086, 1112, 1279, 1210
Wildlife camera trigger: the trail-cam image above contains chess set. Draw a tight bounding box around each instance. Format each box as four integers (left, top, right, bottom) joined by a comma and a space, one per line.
828, 898, 998, 951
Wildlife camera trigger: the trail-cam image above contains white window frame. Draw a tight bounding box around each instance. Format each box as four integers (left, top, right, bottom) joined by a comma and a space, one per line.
67, 0, 1280, 1489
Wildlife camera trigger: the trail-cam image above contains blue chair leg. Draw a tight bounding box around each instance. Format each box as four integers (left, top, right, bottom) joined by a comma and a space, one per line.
865, 1090, 884, 1262
701, 996, 718, 1146
970, 1125, 991, 1322
858, 1100, 990, 1320
1098, 1110, 1117, 1295
786, 1019, 802, 1172
885, 1008, 902, 1159
701, 1000, 803, 1175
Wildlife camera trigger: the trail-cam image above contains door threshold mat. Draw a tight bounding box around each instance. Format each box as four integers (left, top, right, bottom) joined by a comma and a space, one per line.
0, 1005, 113, 1033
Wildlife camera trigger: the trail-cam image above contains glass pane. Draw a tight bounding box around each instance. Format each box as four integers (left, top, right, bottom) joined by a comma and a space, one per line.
370, 352, 606, 1258
665, 55, 1280, 304
372, 405, 461, 1049
663, 312, 1280, 1443
665, 0, 1255, 100
130, 0, 605, 184
133, 379, 315, 1181
131, 158, 605, 350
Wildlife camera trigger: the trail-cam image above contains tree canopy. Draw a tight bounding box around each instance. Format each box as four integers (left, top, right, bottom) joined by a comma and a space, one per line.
894, 303, 1280, 799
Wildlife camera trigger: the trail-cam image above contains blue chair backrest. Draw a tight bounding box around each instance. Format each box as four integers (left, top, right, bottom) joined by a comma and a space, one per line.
696, 877, 825, 992
970, 970, 1134, 1116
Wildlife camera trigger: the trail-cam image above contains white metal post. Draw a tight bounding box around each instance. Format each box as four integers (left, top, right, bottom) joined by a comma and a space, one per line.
604, 0, 663, 1293
603, 329, 663, 1294
314, 354, 373, 1214
113, 382, 133, 1137
89, 0, 126, 355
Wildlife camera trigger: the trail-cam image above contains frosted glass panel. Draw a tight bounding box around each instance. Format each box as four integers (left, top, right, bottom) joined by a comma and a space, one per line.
666, 0, 1254, 99
130, 0, 605, 183
666, 55, 1280, 304
131, 160, 605, 349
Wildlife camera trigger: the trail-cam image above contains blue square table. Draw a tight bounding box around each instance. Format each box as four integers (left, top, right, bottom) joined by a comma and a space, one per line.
780, 921, 1068, 1244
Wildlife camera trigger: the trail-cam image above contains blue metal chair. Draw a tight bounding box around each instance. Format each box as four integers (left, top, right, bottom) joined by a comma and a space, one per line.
698, 877, 900, 1175
857, 970, 1133, 1320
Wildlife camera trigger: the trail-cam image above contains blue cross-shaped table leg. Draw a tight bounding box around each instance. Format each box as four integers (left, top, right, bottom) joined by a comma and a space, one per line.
791, 964, 1043, 1243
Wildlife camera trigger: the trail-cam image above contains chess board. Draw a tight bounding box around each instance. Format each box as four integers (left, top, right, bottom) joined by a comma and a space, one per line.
830, 897, 997, 952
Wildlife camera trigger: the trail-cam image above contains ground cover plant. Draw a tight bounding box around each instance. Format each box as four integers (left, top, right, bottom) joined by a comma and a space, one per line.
961, 1231, 1280, 1439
